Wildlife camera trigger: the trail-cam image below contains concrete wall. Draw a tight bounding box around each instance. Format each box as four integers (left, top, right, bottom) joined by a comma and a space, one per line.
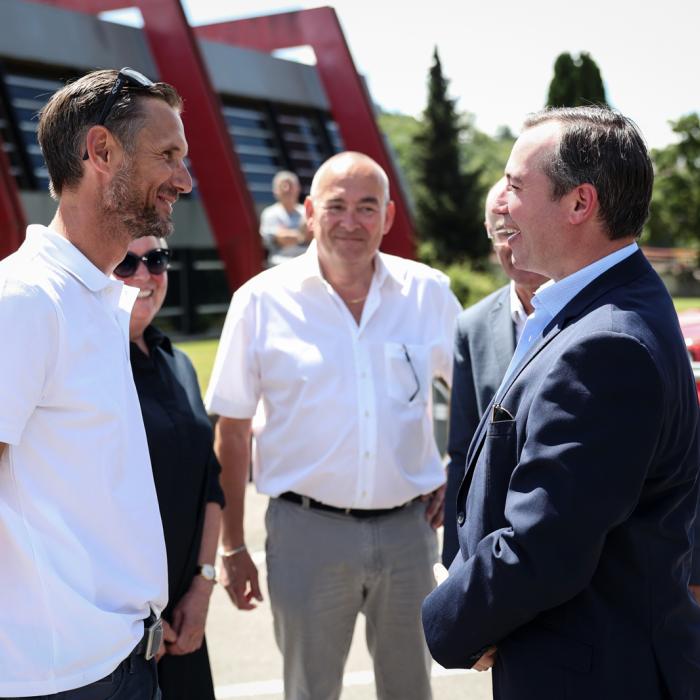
0, 0, 328, 108
2, 0, 332, 250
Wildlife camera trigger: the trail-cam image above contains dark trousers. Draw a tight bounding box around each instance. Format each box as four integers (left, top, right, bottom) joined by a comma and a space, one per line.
1, 651, 160, 700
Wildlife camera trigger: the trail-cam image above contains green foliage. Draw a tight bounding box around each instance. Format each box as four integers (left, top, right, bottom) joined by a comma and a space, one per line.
546, 52, 608, 108
645, 113, 700, 247
547, 53, 579, 107
412, 48, 487, 264
435, 259, 505, 308
377, 111, 422, 207
461, 127, 516, 196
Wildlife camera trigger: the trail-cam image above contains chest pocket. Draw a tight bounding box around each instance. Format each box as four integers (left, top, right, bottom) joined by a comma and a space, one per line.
384, 342, 430, 405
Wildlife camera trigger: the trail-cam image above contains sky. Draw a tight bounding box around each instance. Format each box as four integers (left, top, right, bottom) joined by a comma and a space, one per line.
104, 0, 699, 150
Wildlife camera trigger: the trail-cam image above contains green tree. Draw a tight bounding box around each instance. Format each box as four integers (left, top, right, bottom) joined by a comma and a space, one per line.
377, 111, 422, 209
645, 113, 700, 248
546, 52, 608, 107
461, 126, 515, 195
547, 53, 579, 107
412, 47, 486, 264
577, 53, 607, 105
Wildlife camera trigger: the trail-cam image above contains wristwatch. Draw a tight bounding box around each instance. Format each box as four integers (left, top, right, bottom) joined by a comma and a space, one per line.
196, 563, 217, 583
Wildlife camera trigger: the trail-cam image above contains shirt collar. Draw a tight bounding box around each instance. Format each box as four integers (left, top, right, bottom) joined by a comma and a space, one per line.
509, 280, 529, 326
532, 242, 639, 321
25, 224, 113, 293
298, 239, 397, 291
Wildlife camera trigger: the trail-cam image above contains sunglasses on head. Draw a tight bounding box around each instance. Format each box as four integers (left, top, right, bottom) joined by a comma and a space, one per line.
82, 67, 154, 161
114, 248, 171, 278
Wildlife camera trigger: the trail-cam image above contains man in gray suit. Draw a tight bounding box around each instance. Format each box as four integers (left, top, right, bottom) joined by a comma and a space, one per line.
442, 177, 547, 566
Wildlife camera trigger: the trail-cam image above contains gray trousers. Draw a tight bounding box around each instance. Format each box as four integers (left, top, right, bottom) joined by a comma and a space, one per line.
265, 497, 437, 700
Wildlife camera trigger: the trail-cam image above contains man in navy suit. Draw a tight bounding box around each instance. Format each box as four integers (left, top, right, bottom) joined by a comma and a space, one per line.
422, 106, 700, 699
442, 179, 547, 566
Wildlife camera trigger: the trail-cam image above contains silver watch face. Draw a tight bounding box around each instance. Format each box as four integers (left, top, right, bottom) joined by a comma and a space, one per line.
199, 564, 217, 581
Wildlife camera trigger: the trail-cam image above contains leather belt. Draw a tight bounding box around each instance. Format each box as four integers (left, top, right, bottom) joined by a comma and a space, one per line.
279, 491, 415, 519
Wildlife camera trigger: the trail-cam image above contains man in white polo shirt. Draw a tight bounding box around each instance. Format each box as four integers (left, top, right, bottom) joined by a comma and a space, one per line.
206, 152, 461, 700
0, 68, 192, 698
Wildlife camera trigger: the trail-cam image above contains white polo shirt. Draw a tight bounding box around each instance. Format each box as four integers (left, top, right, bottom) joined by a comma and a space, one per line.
205, 242, 461, 509
0, 226, 167, 696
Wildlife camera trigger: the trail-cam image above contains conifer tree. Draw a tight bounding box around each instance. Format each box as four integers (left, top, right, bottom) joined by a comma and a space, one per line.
412, 48, 486, 263
547, 52, 608, 108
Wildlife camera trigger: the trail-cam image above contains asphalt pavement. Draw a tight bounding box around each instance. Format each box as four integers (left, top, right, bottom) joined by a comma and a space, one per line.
205, 484, 493, 700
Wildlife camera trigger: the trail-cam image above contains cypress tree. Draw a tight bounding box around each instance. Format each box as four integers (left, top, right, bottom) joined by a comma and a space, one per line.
547, 53, 579, 107
577, 52, 607, 106
413, 48, 486, 263
547, 52, 608, 108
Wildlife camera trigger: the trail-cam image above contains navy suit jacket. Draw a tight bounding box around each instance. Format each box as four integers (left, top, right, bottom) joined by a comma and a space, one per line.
443, 285, 515, 566
423, 251, 700, 699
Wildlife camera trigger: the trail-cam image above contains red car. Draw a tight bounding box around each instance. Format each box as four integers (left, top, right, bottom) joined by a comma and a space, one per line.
678, 309, 700, 403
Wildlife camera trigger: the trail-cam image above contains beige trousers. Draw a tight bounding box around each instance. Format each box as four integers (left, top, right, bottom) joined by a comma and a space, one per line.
265, 496, 437, 700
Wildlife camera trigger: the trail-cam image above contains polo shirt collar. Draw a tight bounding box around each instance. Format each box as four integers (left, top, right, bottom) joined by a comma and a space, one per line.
25, 224, 112, 293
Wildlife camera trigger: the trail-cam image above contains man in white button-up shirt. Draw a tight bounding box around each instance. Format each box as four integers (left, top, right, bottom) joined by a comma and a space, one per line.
0, 69, 192, 699
206, 152, 460, 700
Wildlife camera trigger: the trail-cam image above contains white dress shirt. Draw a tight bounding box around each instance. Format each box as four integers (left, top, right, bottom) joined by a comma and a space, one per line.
206, 241, 461, 509
0, 226, 167, 696
509, 281, 529, 344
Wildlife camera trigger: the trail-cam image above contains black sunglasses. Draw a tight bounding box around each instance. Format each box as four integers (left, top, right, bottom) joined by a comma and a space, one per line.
82, 67, 154, 160
114, 248, 171, 278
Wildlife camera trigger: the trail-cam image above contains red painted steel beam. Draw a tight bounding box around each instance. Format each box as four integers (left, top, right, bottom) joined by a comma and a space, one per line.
195, 7, 416, 259
27, 0, 263, 290
0, 133, 26, 259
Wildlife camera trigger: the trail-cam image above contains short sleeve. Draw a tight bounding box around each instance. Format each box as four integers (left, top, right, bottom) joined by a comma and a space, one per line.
259, 207, 278, 243
204, 284, 260, 418
0, 279, 56, 445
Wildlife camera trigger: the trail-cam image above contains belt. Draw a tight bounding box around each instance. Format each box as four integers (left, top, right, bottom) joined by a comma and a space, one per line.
132, 613, 163, 661
279, 491, 416, 519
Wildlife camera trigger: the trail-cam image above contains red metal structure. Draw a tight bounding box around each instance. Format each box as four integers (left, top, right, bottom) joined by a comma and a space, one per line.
196, 7, 416, 259
0, 132, 27, 259
29, 0, 262, 290
4, 0, 415, 286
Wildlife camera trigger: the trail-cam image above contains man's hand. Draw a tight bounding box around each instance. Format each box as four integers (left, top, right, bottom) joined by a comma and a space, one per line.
220, 549, 263, 610
167, 577, 214, 656
421, 483, 446, 529
691, 584, 700, 606
473, 646, 497, 672
155, 619, 177, 662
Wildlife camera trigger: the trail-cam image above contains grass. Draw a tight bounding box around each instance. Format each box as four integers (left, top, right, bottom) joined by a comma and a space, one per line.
175, 338, 220, 395
674, 298, 700, 312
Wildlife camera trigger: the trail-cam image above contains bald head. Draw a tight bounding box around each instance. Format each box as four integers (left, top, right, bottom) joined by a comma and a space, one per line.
310, 152, 390, 205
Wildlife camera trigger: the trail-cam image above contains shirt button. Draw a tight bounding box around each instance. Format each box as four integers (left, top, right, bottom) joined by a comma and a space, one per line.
364, 410, 370, 417
364, 451, 370, 459
360, 372, 367, 379
457, 512, 465, 526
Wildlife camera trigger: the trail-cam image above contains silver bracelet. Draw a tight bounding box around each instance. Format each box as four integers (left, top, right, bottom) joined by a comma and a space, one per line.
218, 544, 247, 558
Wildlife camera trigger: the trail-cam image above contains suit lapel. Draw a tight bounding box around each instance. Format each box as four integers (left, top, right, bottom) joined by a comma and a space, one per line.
489, 287, 516, 380
457, 250, 651, 504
